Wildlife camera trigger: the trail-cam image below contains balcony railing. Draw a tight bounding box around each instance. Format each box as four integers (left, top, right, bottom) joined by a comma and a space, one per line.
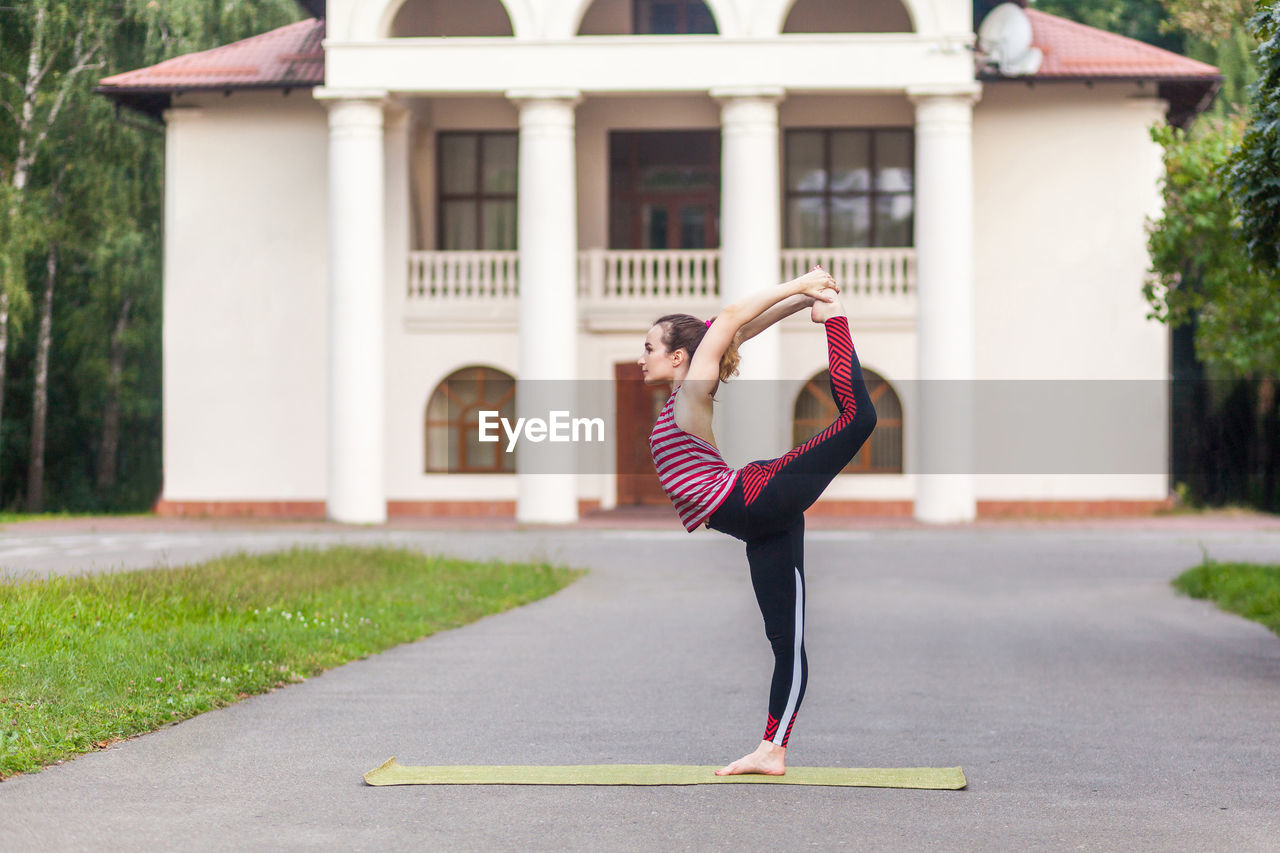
405, 248, 916, 328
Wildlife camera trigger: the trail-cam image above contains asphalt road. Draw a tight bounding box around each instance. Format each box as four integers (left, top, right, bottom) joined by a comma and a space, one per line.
2, 526, 1279, 851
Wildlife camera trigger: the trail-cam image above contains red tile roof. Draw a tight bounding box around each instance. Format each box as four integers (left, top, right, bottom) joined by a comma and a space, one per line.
1024, 8, 1219, 80
97, 10, 1219, 118
98, 18, 323, 93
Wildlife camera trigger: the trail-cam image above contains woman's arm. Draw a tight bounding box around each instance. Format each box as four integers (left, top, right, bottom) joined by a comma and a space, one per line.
682, 269, 836, 392
737, 292, 814, 342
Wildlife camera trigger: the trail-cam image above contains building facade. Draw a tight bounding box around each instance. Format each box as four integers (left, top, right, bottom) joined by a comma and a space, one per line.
99, 0, 1220, 524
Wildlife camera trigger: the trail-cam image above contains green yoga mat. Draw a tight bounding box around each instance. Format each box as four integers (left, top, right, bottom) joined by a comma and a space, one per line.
363, 758, 966, 789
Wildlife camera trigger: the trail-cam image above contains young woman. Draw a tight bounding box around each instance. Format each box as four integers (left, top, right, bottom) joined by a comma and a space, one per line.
639, 267, 877, 776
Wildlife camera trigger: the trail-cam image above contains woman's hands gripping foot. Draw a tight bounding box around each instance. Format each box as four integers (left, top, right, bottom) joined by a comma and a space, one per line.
715, 739, 787, 776
810, 287, 845, 324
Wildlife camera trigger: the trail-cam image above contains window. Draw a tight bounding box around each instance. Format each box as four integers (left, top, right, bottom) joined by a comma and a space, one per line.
437, 132, 518, 251
785, 129, 914, 248
793, 368, 903, 473
609, 131, 720, 250
633, 0, 717, 34
425, 366, 516, 473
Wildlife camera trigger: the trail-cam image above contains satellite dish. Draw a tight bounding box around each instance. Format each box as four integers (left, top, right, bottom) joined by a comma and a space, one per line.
977, 3, 1043, 76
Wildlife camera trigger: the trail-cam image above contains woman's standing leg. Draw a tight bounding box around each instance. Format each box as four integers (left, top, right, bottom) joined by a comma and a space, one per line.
715, 514, 807, 776
748, 514, 808, 748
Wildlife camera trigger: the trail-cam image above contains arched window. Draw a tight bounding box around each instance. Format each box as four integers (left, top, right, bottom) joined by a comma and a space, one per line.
782, 0, 913, 34
390, 0, 514, 37
793, 367, 903, 473
579, 0, 717, 35
425, 366, 516, 473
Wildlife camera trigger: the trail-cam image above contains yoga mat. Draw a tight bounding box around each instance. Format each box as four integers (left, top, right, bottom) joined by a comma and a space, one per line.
363, 758, 966, 789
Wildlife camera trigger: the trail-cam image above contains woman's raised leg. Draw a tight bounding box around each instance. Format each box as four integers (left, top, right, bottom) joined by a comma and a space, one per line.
736, 299, 877, 522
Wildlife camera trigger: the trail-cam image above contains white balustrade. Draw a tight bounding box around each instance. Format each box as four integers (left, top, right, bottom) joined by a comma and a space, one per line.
407, 251, 519, 299
577, 248, 720, 302
406, 247, 915, 326
779, 248, 916, 297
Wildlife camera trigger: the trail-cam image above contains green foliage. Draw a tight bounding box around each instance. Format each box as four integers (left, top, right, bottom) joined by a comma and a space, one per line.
1230, 1, 1280, 271
0, 0, 302, 510
1030, 0, 1187, 51
1146, 120, 1280, 376
1173, 558, 1280, 636
0, 546, 586, 778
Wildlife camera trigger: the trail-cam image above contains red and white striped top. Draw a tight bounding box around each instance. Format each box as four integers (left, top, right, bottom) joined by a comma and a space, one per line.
649, 387, 739, 532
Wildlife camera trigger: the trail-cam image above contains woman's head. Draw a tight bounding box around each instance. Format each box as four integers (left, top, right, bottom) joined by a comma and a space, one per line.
638, 314, 741, 385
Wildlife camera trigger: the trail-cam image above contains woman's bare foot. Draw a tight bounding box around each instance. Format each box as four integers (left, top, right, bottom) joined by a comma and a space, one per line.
810, 287, 845, 323
715, 740, 787, 776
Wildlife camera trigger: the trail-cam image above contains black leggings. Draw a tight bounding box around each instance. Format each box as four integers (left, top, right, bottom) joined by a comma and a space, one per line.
706, 316, 876, 747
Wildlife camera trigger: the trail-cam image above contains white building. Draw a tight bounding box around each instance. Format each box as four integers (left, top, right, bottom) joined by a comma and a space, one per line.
99, 0, 1219, 524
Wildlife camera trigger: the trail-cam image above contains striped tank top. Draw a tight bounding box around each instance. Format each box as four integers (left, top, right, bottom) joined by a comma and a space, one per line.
649, 386, 739, 532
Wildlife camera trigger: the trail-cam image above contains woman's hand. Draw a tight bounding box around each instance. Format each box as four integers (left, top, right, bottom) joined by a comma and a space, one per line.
790, 266, 839, 301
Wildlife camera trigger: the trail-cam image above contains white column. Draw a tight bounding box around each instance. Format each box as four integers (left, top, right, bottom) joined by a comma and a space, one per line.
508, 91, 581, 524
713, 88, 785, 464
384, 101, 411, 507
319, 90, 388, 523
909, 84, 981, 523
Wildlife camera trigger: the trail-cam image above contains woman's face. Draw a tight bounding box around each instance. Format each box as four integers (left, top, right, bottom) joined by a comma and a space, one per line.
639, 324, 680, 385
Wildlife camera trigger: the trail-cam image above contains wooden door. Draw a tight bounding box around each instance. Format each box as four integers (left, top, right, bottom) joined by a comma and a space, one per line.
615, 362, 671, 505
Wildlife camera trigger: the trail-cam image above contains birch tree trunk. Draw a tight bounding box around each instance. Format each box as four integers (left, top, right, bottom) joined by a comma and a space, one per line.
97, 297, 132, 494
1, 2, 101, 503
26, 243, 57, 512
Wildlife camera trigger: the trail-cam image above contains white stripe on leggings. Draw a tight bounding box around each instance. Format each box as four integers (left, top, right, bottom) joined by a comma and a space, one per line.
771, 567, 805, 746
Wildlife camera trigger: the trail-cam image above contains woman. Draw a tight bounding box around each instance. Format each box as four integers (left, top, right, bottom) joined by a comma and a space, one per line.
639, 266, 877, 776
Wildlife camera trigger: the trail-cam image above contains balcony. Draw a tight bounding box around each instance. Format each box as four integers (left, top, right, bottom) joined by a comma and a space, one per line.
404, 248, 916, 330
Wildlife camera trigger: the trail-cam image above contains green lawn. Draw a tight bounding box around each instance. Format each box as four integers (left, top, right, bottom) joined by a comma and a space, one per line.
1173, 559, 1280, 637
0, 511, 147, 525
0, 546, 584, 778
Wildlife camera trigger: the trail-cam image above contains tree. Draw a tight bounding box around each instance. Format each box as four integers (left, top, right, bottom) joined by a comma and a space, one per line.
2, 0, 302, 511
0, 1, 111, 504
1030, 0, 1186, 51
1147, 119, 1280, 507
1231, 1, 1280, 271
1146, 120, 1280, 377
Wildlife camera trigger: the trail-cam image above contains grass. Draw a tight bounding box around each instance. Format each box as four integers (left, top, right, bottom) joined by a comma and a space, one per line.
0, 546, 584, 779
1173, 559, 1280, 637
0, 511, 146, 525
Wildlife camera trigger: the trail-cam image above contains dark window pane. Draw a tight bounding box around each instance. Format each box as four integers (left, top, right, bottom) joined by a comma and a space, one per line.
874, 194, 913, 247
482, 134, 518, 193
609, 198, 633, 250
635, 0, 717, 34
442, 200, 478, 250
440, 134, 477, 194
787, 197, 826, 248
679, 206, 708, 248
644, 204, 669, 249
687, 4, 716, 33
787, 131, 826, 192
831, 131, 871, 192
648, 1, 679, 33
483, 200, 517, 250
831, 196, 871, 247
876, 130, 913, 192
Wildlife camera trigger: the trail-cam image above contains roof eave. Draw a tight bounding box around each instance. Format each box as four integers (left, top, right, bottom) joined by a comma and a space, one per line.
977, 72, 1224, 129
94, 82, 313, 121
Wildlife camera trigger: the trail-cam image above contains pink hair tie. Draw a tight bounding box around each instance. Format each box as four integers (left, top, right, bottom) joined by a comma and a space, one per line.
705, 317, 715, 328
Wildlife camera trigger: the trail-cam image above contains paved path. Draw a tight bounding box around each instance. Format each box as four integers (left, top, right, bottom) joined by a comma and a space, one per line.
2, 524, 1279, 851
